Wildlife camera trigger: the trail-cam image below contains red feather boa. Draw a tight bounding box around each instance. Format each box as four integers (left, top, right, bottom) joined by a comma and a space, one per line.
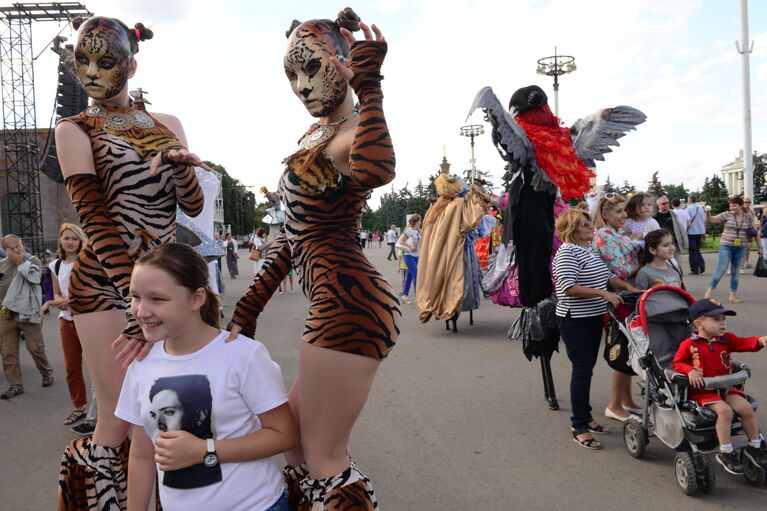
516, 105, 594, 200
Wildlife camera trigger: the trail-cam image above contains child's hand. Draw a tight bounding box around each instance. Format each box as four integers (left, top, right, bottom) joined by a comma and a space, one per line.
687, 369, 705, 388
758, 336, 767, 349
154, 431, 207, 471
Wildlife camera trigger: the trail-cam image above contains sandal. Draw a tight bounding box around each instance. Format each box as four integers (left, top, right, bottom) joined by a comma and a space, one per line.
571, 428, 602, 450
64, 409, 86, 426
587, 421, 609, 434
0, 386, 24, 400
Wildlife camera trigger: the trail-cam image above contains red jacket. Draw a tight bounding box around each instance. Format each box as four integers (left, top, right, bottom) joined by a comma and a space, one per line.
673, 332, 762, 377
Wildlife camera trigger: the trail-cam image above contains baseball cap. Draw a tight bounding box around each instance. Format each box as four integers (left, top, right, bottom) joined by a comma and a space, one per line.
689, 299, 736, 321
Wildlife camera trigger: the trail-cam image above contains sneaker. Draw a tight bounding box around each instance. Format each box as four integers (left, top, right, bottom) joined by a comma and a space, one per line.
0, 386, 24, 399
42, 372, 54, 387
716, 450, 744, 475
743, 445, 763, 467
70, 420, 96, 436
738, 269, 745, 274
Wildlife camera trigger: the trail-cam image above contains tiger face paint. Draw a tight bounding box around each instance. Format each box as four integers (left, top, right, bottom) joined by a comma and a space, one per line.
74, 18, 133, 100
284, 21, 348, 117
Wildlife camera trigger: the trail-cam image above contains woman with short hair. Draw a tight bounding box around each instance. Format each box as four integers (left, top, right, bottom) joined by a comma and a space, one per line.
705, 196, 763, 303
553, 208, 639, 449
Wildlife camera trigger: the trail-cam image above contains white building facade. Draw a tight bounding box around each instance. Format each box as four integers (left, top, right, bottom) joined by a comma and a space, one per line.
720, 150, 745, 197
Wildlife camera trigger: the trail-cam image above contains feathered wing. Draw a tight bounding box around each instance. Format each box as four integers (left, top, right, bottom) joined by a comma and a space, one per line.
570, 105, 647, 167
467, 87, 556, 194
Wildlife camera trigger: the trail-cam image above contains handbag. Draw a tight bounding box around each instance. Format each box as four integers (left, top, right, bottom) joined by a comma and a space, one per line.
754, 256, 767, 278
249, 249, 261, 262
602, 304, 636, 375
746, 226, 758, 238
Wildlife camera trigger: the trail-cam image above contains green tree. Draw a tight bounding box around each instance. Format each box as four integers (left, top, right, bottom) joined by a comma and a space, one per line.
602, 174, 618, 193
753, 151, 766, 195
665, 183, 689, 203
205, 161, 255, 236
501, 163, 514, 192
647, 171, 666, 197
618, 180, 636, 197
699, 175, 729, 237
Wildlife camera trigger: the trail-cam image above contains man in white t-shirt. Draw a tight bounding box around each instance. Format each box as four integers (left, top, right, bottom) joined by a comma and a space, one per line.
386, 225, 398, 260
672, 198, 690, 229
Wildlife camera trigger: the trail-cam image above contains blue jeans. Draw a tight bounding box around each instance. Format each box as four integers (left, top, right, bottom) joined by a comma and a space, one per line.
403, 254, 418, 296
709, 245, 746, 292
556, 314, 604, 430
265, 490, 289, 511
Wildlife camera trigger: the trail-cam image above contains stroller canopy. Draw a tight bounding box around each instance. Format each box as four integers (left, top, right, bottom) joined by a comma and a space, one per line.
636, 286, 695, 368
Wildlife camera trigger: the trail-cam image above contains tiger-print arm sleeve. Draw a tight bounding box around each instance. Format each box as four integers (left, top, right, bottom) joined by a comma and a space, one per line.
160, 146, 205, 217
346, 40, 395, 190
65, 173, 144, 339
230, 230, 292, 338
171, 164, 204, 217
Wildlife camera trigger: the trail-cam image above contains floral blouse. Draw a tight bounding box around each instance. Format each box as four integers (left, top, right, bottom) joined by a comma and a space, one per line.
592, 227, 638, 281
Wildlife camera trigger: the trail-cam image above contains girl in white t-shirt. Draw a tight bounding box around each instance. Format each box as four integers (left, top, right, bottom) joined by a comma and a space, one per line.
116, 243, 295, 511
41, 223, 89, 426
397, 214, 422, 304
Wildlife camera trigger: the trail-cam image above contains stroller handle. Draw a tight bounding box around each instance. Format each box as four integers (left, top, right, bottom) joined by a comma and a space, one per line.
703, 369, 750, 390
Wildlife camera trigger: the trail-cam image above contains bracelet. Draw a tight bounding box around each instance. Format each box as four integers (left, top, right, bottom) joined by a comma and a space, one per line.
160, 150, 174, 166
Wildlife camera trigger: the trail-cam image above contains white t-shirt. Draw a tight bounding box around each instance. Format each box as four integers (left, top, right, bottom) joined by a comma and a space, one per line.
672, 207, 690, 228
115, 331, 288, 511
401, 227, 421, 255
48, 259, 74, 321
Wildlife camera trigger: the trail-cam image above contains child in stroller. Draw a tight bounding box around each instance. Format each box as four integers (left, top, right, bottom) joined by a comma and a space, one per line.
616, 287, 766, 494
672, 299, 767, 475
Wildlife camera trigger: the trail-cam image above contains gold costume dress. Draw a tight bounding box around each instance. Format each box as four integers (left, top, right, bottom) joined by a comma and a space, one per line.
416, 175, 489, 322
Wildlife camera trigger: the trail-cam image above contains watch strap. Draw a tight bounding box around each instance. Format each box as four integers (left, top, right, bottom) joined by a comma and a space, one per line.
206, 438, 215, 454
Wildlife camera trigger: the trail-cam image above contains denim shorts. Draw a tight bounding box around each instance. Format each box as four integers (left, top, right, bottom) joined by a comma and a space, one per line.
265, 490, 289, 511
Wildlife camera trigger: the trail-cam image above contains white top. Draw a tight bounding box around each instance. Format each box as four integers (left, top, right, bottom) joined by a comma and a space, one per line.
386, 229, 397, 243
116, 331, 288, 511
400, 227, 421, 255
49, 259, 74, 321
672, 207, 690, 228
553, 243, 612, 318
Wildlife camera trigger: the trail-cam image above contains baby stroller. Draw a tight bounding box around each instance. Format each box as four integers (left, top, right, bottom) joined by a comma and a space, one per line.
607, 286, 766, 495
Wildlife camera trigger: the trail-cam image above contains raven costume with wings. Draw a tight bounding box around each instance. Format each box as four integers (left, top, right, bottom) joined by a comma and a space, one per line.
468, 85, 646, 407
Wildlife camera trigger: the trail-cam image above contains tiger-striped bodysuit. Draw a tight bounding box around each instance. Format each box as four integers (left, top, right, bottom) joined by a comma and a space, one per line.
232, 40, 400, 360
61, 104, 204, 336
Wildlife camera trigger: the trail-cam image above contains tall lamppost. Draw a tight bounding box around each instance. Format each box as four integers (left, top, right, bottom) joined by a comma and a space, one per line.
536, 46, 576, 118
459, 124, 484, 182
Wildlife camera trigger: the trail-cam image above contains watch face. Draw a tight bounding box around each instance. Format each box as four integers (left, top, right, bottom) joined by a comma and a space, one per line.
203, 453, 218, 468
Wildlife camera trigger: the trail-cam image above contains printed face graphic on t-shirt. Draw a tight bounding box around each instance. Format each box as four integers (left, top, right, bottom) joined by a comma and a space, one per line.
148, 375, 221, 489
149, 389, 184, 432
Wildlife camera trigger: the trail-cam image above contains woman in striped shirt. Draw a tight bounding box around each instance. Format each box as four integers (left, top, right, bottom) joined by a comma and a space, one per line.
553, 208, 639, 450
704, 196, 764, 303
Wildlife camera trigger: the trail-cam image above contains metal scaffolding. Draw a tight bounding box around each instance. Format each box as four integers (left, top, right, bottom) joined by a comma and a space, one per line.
0, 2, 91, 253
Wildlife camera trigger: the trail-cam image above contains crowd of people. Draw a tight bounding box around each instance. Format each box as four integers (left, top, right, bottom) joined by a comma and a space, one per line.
2, 8, 767, 511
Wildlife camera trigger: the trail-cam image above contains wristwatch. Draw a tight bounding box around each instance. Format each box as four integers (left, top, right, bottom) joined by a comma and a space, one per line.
203, 438, 219, 468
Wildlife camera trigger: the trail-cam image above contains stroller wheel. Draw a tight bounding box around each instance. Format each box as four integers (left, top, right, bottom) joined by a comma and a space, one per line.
695, 453, 716, 494
675, 451, 699, 495
741, 449, 767, 487
623, 419, 648, 459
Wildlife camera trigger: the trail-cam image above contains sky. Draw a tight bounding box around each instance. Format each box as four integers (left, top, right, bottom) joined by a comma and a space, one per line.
23, 0, 767, 206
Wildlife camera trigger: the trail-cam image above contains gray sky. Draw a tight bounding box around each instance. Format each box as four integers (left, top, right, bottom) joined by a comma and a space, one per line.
28, 0, 767, 204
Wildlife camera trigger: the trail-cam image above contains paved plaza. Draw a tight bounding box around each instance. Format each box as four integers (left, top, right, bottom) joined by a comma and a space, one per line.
2, 247, 766, 510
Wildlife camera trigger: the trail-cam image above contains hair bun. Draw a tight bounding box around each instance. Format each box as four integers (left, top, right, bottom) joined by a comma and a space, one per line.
285, 19, 301, 39
134, 22, 154, 41
71, 16, 88, 31
336, 7, 360, 32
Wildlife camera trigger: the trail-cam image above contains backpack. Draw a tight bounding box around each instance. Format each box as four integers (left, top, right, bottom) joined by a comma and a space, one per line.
41, 259, 63, 304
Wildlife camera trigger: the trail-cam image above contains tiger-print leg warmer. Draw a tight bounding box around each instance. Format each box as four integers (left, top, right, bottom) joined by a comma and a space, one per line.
284, 463, 309, 510
58, 436, 130, 511
299, 460, 378, 511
